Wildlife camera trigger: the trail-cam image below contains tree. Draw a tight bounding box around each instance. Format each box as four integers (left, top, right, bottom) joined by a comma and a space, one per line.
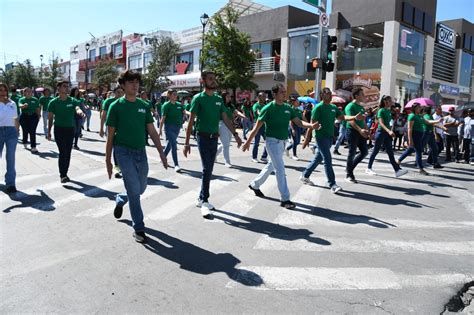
42, 57, 62, 92
12, 59, 38, 88
92, 58, 119, 91
0, 68, 14, 88
201, 5, 257, 98
143, 35, 181, 94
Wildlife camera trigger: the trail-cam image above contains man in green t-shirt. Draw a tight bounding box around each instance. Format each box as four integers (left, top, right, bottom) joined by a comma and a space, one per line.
47, 81, 86, 183
183, 70, 242, 219
39, 88, 53, 136
105, 70, 168, 244
10, 86, 21, 116
243, 84, 318, 209
18, 87, 41, 152
344, 88, 370, 183
99, 86, 124, 138
300, 88, 362, 193
251, 92, 268, 163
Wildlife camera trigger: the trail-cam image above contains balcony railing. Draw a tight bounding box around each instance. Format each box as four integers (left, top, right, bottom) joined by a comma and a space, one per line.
251, 57, 276, 73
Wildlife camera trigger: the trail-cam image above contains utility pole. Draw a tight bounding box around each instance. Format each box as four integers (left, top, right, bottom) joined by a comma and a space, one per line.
314, 0, 327, 101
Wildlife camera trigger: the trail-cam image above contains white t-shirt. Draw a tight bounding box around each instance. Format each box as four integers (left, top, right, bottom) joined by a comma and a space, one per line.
432, 113, 444, 135
0, 100, 18, 127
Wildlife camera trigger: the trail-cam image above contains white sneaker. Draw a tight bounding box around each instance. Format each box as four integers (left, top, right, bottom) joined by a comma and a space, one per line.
251, 158, 259, 163
174, 166, 182, 173
365, 168, 377, 176
299, 175, 315, 186
260, 157, 268, 163
31, 147, 38, 153
224, 163, 232, 168
200, 202, 215, 217
395, 169, 408, 178
285, 150, 290, 157
331, 184, 342, 194
291, 155, 299, 161
196, 199, 215, 209
23, 144, 27, 149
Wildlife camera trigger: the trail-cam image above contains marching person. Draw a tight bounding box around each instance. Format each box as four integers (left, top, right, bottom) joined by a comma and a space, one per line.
38, 88, 53, 136
285, 96, 303, 160
243, 84, 318, 209
183, 70, 242, 219
18, 87, 40, 152
47, 81, 86, 183
251, 92, 268, 163
105, 70, 168, 244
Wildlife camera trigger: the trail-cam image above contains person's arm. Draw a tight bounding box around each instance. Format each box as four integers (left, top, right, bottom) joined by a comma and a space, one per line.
291, 117, 319, 130
234, 109, 246, 119
349, 119, 369, 138
147, 123, 168, 169
75, 105, 86, 118
340, 112, 363, 122
221, 112, 242, 148
407, 120, 414, 147
14, 117, 19, 134
183, 112, 196, 157
99, 110, 107, 137
105, 127, 115, 179
47, 112, 54, 141
378, 117, 394, 136
242, 120, 264, 152
158, 116, 166, 136
302, 122, 314, 149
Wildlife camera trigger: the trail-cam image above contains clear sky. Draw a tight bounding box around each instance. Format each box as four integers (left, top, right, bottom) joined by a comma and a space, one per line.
1, 0, 473, 68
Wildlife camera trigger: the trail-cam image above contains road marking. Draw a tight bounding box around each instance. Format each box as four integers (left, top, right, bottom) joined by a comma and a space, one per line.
146, 173, 241, 221
254, 237, 474, 256
226, 266, 473, 290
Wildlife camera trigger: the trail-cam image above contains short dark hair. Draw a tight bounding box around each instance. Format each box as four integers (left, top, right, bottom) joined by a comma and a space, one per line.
10, 86, 17, 93
117, 70, 142, 85
352, 87, 363, 98
56, 80, 69, 87
271, 83, 285, 96
201, 70, 215, 80
379, 95, 391, 108
166, 89, 176, 97
320, 87, 332, 98
0, 83, 8, 91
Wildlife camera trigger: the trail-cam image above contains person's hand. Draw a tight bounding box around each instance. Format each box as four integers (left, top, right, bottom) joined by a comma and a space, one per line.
159, 151, 168, 169
360, 129, 369, 138
388, 130, 395, 138
302, 141, 309, 150
99, 129, 104, 138
80, 111, 86, 118
47, 132, 52, 141
235, 134, 242, 148
355, 112, 364, 121
20, 104, 28, 109
408, 139, 414, 148
311, 121, 321, 130
106, 160, 113, 179
183, 144, 191, 157
242, 141, 251, 152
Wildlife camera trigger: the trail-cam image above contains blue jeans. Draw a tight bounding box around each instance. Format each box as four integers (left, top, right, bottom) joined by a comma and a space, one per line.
286, 126, 301, 156
197, 134, 218, 202
423, 131, 439, 165
42, 111, 48, 135
252, 127, 268, 160
217, 121, 232, 164
242, 118, 252, 139
334, 123, 346, 151
0, 127, 18, 187
302, 136, 336, 187
368, 129, 400, 171
74, 117, 83, 146
164, 124, 180, 167
85, 108, 92, 129
346, 128, 369, 177
114, 146, 148, 232
251, 137, 290, 201
398, 131, 424, 169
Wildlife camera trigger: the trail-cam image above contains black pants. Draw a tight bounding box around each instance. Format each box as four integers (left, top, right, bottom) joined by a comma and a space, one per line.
54, 127, 74, 178
20, 114, 39, 148
445, 135, 459, 161
462, 138, 471, 162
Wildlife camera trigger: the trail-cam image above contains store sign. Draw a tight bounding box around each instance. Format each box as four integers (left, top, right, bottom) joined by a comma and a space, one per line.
342, 77, 372, 89
76, 71, 85, 83
169, 77, 200, 89
424, 80, 459, 96
437, 24, 456, 49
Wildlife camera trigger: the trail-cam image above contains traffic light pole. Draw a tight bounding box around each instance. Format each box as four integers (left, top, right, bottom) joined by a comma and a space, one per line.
314, 0, 326, 101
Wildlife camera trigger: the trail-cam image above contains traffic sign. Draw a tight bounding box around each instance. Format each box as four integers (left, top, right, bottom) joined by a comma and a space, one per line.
303, 0, 320, 7
320, 13, 329, 27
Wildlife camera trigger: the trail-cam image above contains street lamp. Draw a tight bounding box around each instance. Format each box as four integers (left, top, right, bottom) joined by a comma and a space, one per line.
200, 13, 209, 91
303, 38, 310, 73
85, 43, 90, 90
39, 54, 44, 86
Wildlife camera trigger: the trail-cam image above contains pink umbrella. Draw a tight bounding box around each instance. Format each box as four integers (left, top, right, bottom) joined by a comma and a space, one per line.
405, 98, 435, 108
331, 95, 346, 104
441, 104, 458, 113
35, 87, 44, 92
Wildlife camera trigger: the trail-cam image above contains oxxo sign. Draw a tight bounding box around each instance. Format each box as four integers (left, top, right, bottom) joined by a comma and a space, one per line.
437, 24, 456, 49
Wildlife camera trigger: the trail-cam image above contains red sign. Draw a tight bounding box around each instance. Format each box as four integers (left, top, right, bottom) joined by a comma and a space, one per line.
175, 61, 190, 75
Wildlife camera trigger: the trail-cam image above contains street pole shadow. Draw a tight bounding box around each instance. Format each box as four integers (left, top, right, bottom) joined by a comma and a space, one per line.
118, 219, 264, 287
36, 150, 59, 160
2, 189, 55, 213
147, 177, 179, 189
63, 180, 117, 201
338, 190, 433, 208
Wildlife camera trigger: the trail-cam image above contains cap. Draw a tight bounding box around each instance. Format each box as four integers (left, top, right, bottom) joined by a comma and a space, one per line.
449, 106, 455, 112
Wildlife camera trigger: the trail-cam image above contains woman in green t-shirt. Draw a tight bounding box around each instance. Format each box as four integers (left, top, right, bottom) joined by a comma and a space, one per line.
18, 87, 40, 152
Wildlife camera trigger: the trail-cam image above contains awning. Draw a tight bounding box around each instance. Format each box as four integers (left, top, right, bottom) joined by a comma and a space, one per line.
165, 72, 201, 89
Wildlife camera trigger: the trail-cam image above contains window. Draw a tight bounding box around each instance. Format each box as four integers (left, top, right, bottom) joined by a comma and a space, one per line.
143, 52, 152, 70
89, 49, 96, 61
288, 33, 319, 80
99, 46, 107, 57
423, 14, 433, 34
112, 43, 123, 58
414, 8, 424, 30
175, 51, 193, 73
460, 52, 473, 87
251, 42, 272, 59
129, 55, 142, 70
402, 2, 414, 25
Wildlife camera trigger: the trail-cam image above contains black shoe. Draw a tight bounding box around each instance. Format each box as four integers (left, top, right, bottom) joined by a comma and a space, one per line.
114, 172, 122, 179
5, 186, 17, 193
248, 185, 265, 197
114, 205, 123, 219
333, 150, 341, 155
87, 128, 91, 132
345, 175, 358, 183
280, 200, 296, 209
73, 145, 80, 150
60, 176, 70, 184
433, 164, 443, 169
133, 231, 147, 243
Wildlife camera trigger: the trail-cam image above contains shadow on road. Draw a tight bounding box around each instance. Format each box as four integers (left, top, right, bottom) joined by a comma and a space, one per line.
119, 219, 264, 286
357, 180, 449, 198
2, 188, 55, 213
338, 189, 433, 208
64, 180, 116, 201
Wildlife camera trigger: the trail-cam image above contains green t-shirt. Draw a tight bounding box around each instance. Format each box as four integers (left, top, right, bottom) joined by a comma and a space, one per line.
106, 97, 154, 150
18, 96, 40, 115
311, 102, 342, 138
39, 96, 53, 112
161, 101, 184, 126
252, 102, 265, 119
48, 96, 78, 128
423, 113, 433, 132
258, 101, 297, 140
189, 92, 224, 134
222, 103, 235, 121
10, 94, 21, 116
102, 97, 117, 113
242, 106, 252, 118
377, 108, 392, 130
408, 113, 425, 132
294, 107, 303, 120
344, 101, 365, 129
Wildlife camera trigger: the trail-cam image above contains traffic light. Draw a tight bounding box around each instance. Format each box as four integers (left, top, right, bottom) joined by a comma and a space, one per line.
323, 35, 337, 73
306, 58, 322, 72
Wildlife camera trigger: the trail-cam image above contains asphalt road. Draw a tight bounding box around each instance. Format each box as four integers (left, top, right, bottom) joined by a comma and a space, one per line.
1, 111, 473, 314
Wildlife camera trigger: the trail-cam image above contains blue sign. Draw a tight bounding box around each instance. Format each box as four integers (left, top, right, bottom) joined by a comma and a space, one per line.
424, 80, 459, 96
